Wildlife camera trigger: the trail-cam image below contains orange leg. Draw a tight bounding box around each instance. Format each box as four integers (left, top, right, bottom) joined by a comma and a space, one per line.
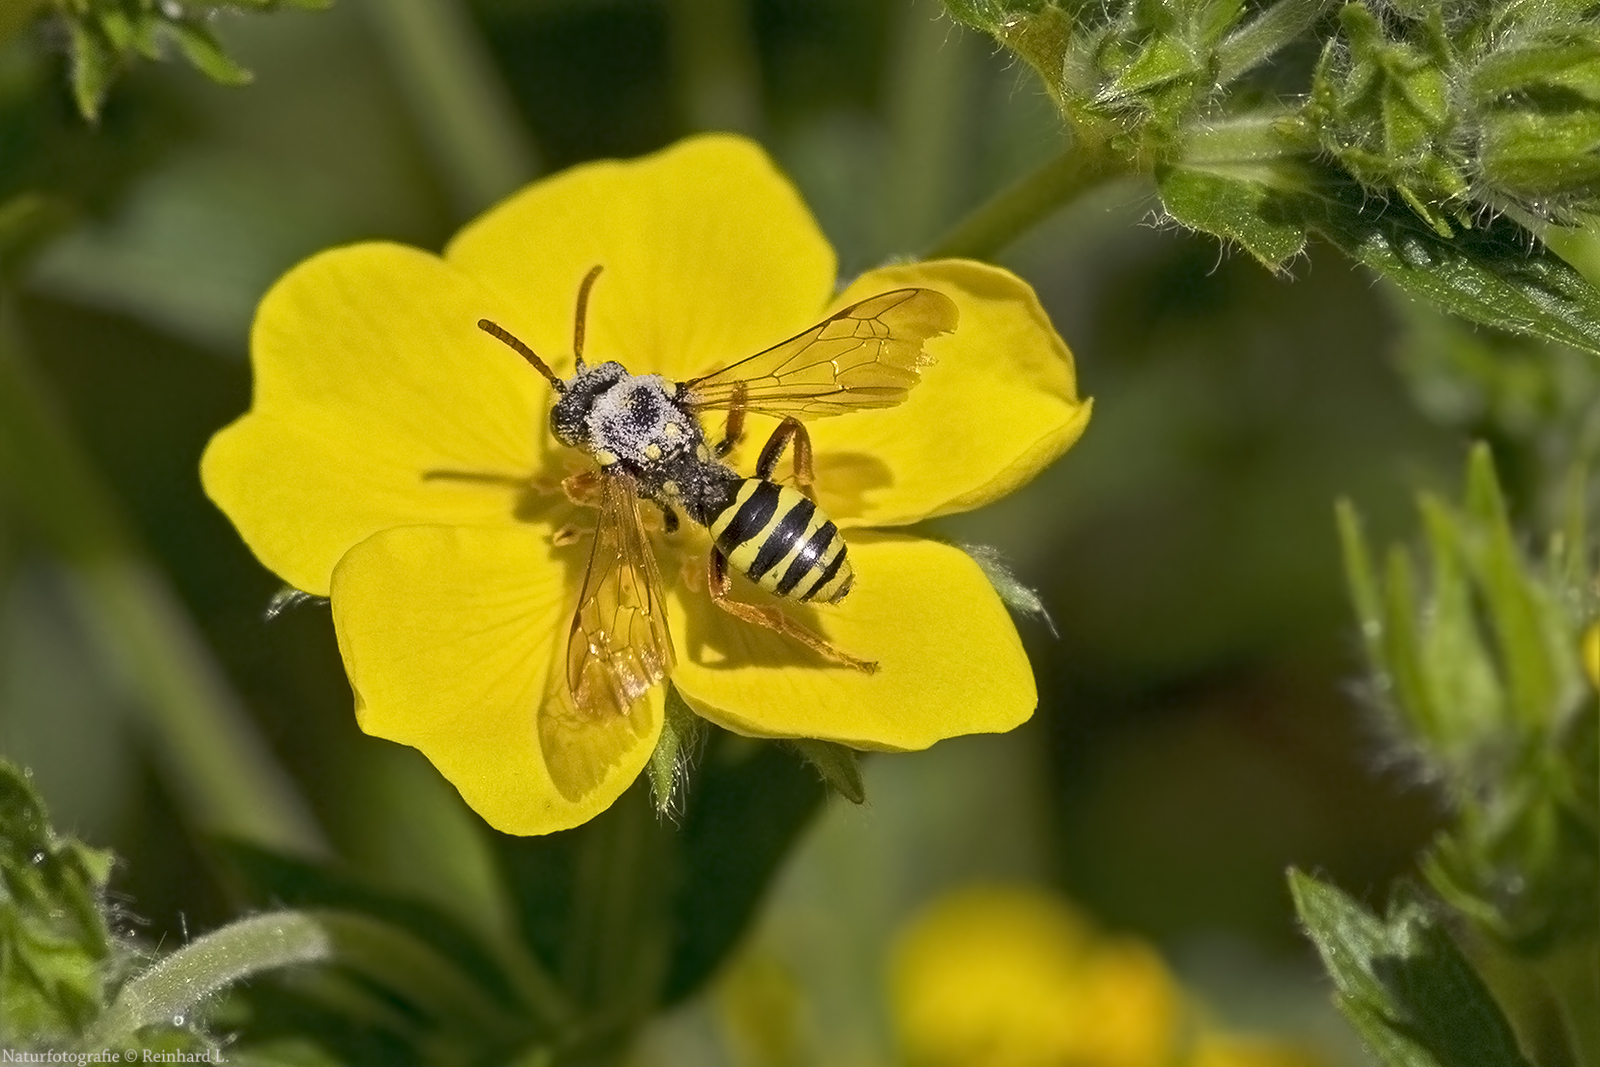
716, 381, 749, 458
708, 550, 877, 673
755, 417, 815, 497
562, 469, 604, 507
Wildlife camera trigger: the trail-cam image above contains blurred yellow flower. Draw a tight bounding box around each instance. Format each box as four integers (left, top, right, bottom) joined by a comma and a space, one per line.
891, 887, 1183, 1067
889, 887, 1328, 1067
1581, 621, 1600, 690
200, 135, 1090, 835
1189, 1037, 1328, 1067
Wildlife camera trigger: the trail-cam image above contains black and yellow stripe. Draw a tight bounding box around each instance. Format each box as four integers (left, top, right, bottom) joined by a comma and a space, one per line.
708, 480, 854, 604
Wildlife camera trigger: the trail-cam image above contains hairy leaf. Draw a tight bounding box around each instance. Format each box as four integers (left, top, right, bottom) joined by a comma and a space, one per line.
1289, 870, 1533, 1067
216, 841, 532, 1017
0, 759, 117, 1046
787, 739, 866, 805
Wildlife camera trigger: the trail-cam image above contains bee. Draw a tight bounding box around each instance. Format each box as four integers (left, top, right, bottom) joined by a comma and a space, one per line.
477, 266, 957, 716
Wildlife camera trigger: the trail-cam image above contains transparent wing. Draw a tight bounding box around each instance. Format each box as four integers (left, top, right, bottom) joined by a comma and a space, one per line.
681, 288, 958, 419
567, 470, 674, 716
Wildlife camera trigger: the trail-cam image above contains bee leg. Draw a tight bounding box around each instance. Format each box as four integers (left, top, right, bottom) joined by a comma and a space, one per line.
562, 469, 604, 508
755, 417, 816, 498
708, 549, 878, 673
715, 381, 748, 459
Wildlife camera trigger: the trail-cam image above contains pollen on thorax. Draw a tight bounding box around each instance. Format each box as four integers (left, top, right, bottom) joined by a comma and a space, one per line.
584, 372, 695, 467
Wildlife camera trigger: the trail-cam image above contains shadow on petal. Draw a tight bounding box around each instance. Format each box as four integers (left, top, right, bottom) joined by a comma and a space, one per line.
674, 575, 846, 675
812, 450, 893, 523
669, 534, 1035, 750
537, 671, 661, 802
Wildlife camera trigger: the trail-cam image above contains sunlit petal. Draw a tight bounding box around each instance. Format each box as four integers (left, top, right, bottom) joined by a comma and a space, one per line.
330, 524, 661, 835
667, 534, 1034, 749
202, 243, 555, 595
445, 134, 837, 382
803, 259, 1091, 528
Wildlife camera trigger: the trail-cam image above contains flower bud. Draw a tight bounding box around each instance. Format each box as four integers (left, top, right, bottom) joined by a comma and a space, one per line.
1307, 4, 1471, 234
1471, 28, 1600, 207
1340, 447, 1598, 956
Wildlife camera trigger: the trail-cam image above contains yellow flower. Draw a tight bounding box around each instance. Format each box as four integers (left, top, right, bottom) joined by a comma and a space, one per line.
1582, 621, 1600, 691
890, 887, 1184, 1067
889, 887, 1332, 1067
200, 135, 1090, 835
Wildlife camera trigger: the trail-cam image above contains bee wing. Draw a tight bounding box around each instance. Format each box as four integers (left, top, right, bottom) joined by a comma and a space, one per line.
567, 470, 674, 716
681, 288, 958, 419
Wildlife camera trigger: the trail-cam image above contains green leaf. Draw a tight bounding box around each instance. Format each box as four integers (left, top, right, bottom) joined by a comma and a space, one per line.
65, 17, 118, 121
54, 0, 331, 121
1166, 110, 1600, 350
939, 1, 1074, 104
1303, 175, 1600, 358
648, 685, 706, 817
1415, 494, 1505, 759
662, 735, 826, 1004
1336, 498, 1385, 669
1215, 0, 1332, 84
1158, 164, 1308, 268
962, 543, 1056, 635
294, 911, 526, 1044
1380, 543, 1439, 741
787, 739, 866, 804
1289, 870, 1534, 1067
1462, 444, 1580, 732
1159, 112, 1324, 268
0, 759, 118, 1046
941, 0, 1053, 33
215, 841, 538, 1021
166, 18, 253, 86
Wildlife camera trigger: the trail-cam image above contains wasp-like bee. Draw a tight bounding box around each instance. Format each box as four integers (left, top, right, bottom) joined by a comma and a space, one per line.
478, 266, 957, 716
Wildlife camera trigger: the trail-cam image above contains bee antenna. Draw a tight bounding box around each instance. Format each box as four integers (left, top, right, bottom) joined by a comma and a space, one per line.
477, 319, 564, 391
573, 264, 603, 371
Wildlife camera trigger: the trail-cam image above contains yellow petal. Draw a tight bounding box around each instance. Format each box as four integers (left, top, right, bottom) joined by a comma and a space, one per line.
805, 259, 1090, 528
330, 524, 661, 835
891, 887, 1185, 1067
667, 534, 1033, 749
445, 134, 837, 382
202, 243, 556, 595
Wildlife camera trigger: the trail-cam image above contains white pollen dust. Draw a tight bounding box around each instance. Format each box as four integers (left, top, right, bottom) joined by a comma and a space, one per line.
585, 374, 693, 465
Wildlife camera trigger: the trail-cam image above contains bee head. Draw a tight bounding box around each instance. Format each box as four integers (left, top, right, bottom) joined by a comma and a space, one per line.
551, 361, 628, 448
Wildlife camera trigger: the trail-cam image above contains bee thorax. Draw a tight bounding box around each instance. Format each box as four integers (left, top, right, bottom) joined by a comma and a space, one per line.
583, 373, 698, 466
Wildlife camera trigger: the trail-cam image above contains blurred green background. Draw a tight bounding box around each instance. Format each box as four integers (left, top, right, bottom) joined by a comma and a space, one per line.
0, 0, 1480, 1061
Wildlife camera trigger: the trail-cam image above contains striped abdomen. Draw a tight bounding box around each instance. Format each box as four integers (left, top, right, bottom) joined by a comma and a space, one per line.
708, 480, 854, 604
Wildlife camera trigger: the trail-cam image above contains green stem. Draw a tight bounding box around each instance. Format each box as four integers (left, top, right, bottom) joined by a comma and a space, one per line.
0, 297, 327, 857
360, 0, 539, 218
1546, 943, 1600, 1067
922, 144, 1132, 261
565, 783, 667, 1008
90, 911, 332, 1043
560, 783, 672, 1062
665, 0, 762, 134
880, 0, 979, 253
